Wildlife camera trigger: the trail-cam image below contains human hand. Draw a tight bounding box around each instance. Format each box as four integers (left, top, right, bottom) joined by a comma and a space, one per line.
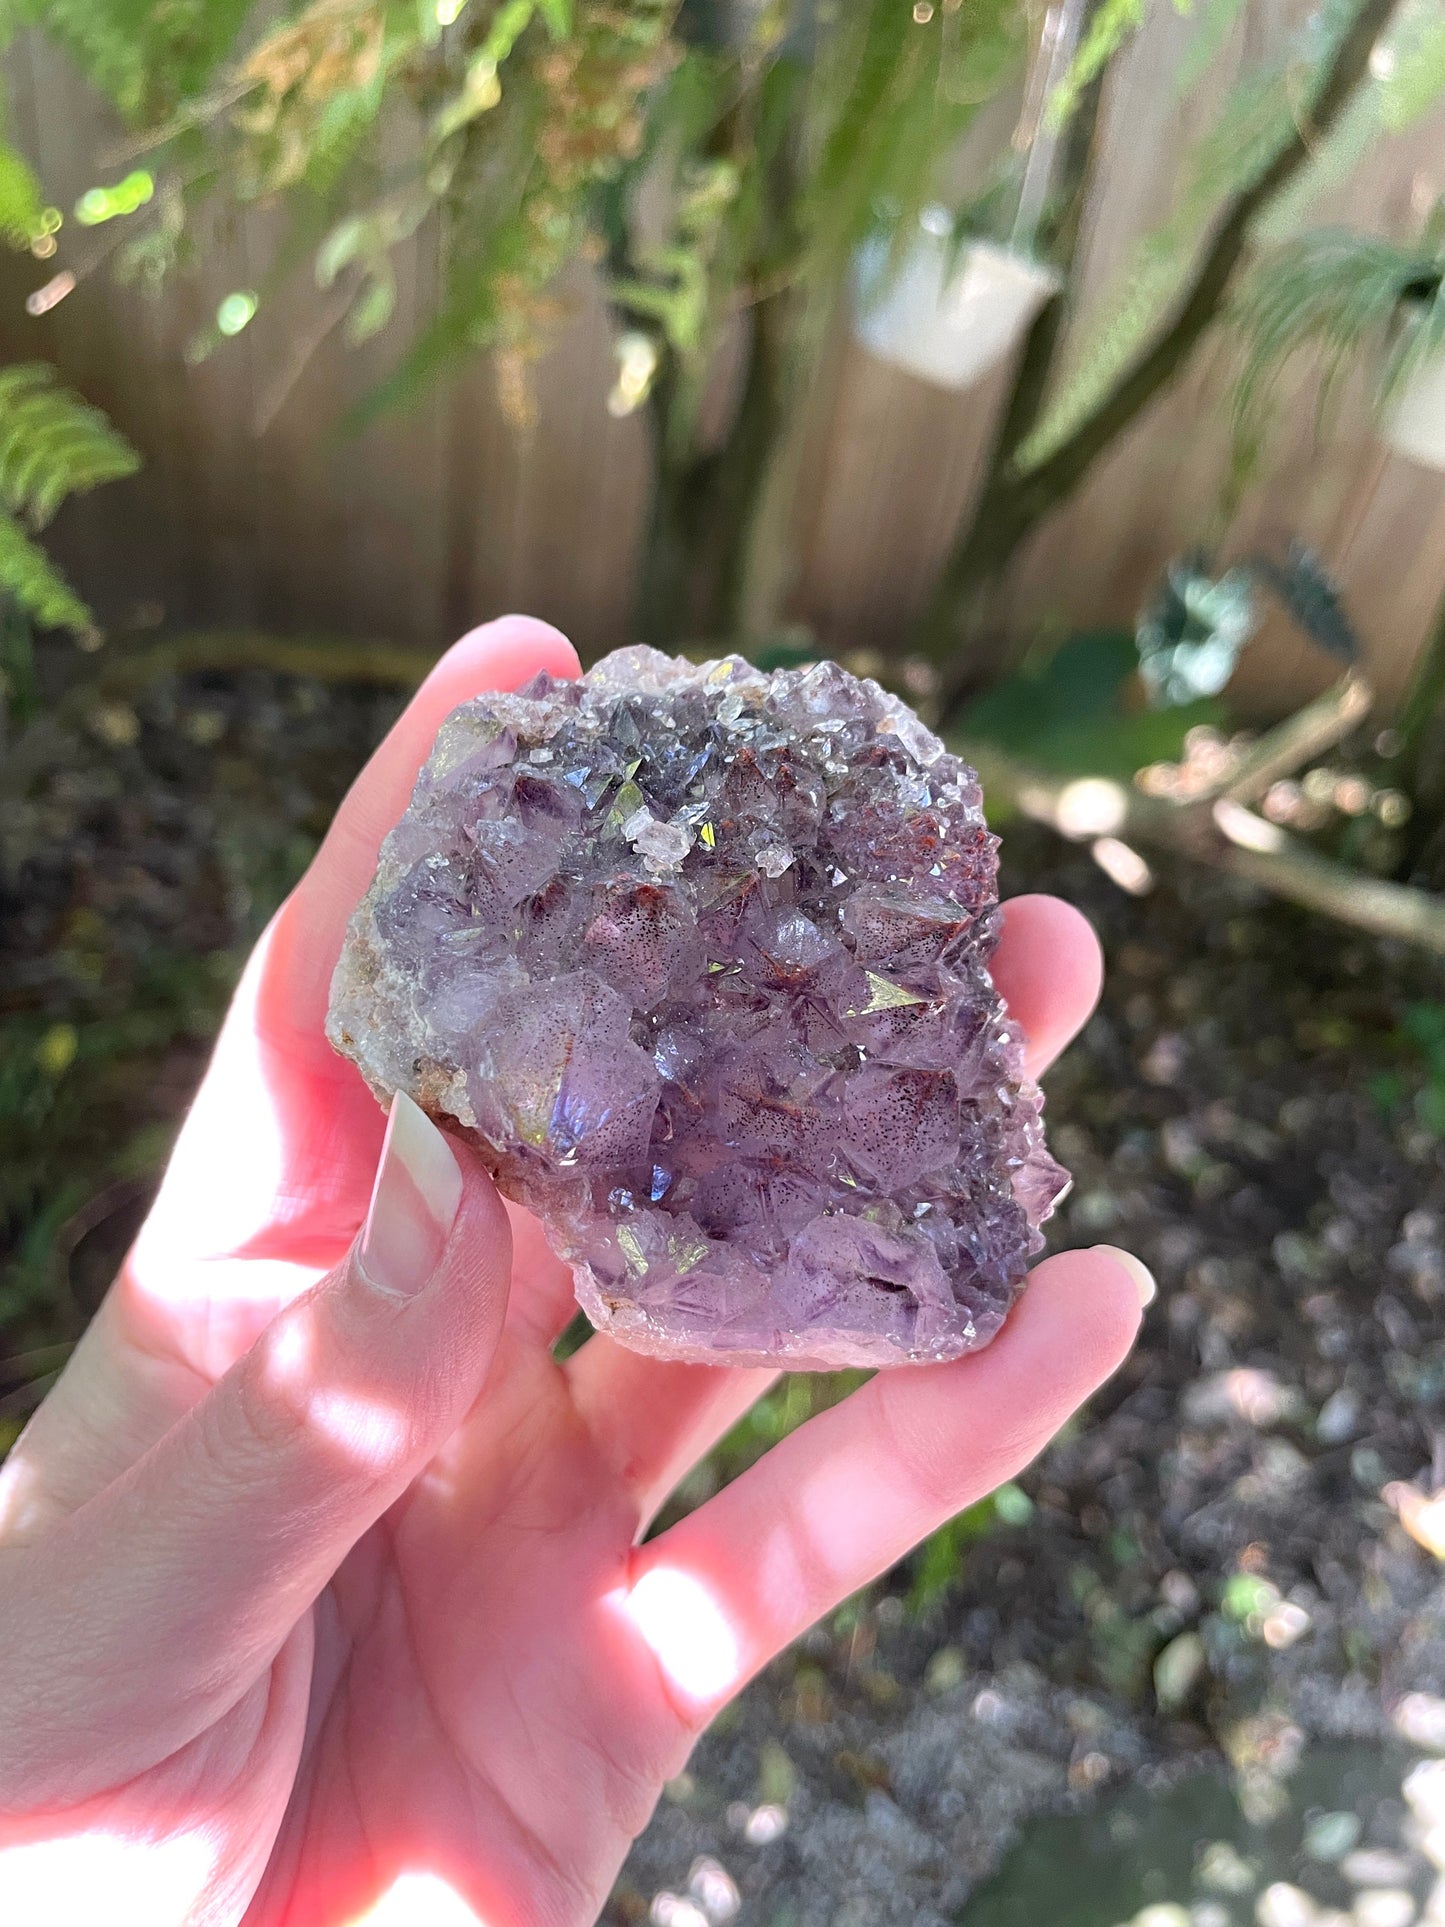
0, 618, 1150, 1927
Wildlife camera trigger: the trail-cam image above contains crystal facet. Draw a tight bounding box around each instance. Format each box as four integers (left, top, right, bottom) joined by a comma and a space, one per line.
327, 647, 1070, 1368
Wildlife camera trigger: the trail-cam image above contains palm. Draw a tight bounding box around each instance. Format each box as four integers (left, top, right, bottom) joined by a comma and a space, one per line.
259, 1322, 678, 1925
0, 621, 1142, 1927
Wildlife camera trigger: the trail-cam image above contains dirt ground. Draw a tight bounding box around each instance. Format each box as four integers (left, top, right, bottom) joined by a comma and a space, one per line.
4, 654, 1445, 1926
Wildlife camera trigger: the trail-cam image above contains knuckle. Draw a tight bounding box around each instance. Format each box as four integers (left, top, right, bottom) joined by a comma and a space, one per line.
873, 1383, 959, 1516
203, 1354, 313, 1474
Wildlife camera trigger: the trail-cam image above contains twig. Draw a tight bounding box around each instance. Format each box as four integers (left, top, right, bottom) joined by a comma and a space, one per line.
1212, 799, 1445, 949
962, 736, 1445, 955
1217, 672, 1374, 805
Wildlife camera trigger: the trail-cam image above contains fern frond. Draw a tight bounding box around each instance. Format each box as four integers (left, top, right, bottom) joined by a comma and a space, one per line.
0, 504, 94, 635
0, 364, 140, 529
1232, 229, 1441, 421
1045, 0, 1147, 129
0, 138, 46, 247
1020, 0, 1427, 471
20, 0, 252, 119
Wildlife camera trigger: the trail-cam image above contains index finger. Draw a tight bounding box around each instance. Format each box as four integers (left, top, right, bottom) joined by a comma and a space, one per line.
138, 617, 578, 1281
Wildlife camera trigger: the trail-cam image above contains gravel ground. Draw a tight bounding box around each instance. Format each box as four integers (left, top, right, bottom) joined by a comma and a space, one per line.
4, 652, 1445, 1925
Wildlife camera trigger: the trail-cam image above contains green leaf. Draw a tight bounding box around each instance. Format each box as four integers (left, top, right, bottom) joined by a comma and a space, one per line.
1247, 542, 1360, 661
0, 138, 46, 247
23, 0, 254, 119
960, 629, 1223, 776
0, 363, 140, 530
346, 271, 396, 342
1379, 1, 1445, 130
1045, 0, 1148, 129
0, 504, 94, 633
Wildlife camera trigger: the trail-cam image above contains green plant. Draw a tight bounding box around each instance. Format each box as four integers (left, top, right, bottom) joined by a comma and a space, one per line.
1370, 1001, 1445, 1134
20, 0, 1036, 649
907, 1481, 1034, 1617
960, 628, 1225, 780
1232, 211, 1445, 429
908, 0, 1422, 691
1135, 542, 1359, 707
0, 363, 139, 642
959, 542, 1358, 778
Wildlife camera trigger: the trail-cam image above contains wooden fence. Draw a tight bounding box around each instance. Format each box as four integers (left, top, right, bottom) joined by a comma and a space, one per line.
6, 1, 1445, 717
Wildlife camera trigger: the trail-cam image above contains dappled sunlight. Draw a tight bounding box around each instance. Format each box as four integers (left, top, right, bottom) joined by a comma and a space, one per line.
0, 1828, 216, 1927
304, 1389, 409, 1468
347, 1869, 491, 1926
261, 1310, 408, 1469
134, 926, 289, 1278
0, 1454, 45, 1540
618, 1566, 745, 1707
1053, 777, 1128, 840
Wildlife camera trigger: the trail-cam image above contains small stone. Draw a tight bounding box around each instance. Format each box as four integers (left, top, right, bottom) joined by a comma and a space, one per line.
924, 1646, 967, 1694
1393, 1693, 1445, 1752
687, 1857, 740, 1924
1153, 1630, 1206, 1712
1351, 1892, 1417, 1927
1256, 1884, 1321, 1927
1343, 1855, 1417, 1891
743, 1804, 788, 1845
1317, 1387, 1362, 1444
329, 647, 1067, 1368
1304, 1812, 1362, 1862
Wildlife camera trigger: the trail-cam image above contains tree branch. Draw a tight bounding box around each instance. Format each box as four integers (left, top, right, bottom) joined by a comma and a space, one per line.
916, 0, 1403, 684
1013, 0, 1401, 514
961, 732, 1445, 954
1216, 672, 1374, 805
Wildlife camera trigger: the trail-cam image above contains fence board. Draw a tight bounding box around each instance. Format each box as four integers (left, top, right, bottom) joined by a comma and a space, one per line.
4, 8, 1444, 718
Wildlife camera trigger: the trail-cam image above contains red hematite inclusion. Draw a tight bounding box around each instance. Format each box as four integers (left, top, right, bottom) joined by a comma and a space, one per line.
327, 647, 1070, 1368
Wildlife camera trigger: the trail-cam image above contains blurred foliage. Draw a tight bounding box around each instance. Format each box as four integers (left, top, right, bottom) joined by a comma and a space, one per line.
1136, 542, 1358, 708
908, 1481, 1034, 1617
1370, 1000, 1445, 1134
1022, 0, 1445, 472
0, 364, 138, 645
1232, 205, 1445, 433
960, 630, 1223, 778
18, 0, 1030, 437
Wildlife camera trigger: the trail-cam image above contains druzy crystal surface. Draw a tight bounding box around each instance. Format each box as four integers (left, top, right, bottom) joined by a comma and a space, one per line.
328, 647, 1069, 1368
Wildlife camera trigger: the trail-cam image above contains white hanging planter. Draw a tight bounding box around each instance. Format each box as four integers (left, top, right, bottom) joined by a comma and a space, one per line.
853, 211, 1061, 392
1383, 349, 1445, 472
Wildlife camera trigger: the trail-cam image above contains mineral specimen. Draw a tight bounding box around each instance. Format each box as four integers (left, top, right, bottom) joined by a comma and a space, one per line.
327, 647, 1069, 1368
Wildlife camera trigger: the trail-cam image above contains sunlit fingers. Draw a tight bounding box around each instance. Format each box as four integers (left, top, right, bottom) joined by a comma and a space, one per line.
991, 894, 1103, 1080
566, 1341, 778, 1529
611, 1247, 1142, 1724
505, 1200, 584, 1346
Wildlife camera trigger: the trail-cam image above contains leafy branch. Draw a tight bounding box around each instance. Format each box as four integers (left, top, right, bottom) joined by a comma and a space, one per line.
911, 0, 1404, 695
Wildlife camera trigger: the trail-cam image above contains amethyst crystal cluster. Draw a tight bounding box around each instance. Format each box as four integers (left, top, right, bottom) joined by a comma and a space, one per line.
328, 647, 1068, 1368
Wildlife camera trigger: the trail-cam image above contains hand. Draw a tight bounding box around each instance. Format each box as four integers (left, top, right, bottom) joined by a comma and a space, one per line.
0, 618, 1149, 1927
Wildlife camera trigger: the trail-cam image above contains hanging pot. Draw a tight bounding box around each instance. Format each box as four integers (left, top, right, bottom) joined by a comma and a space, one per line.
853, 211, 1061, 392
1383, 348, 1445, 472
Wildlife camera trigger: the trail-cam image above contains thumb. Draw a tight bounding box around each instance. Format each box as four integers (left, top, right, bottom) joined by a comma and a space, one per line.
0, 1094, 510, 1807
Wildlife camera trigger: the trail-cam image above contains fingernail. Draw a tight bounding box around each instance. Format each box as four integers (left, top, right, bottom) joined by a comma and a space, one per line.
358, 1092, 463, 1298
1095, 1245, 1156, 1308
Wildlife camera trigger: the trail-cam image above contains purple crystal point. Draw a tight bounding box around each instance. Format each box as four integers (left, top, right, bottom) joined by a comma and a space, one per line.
327, 647, 1070, 1368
